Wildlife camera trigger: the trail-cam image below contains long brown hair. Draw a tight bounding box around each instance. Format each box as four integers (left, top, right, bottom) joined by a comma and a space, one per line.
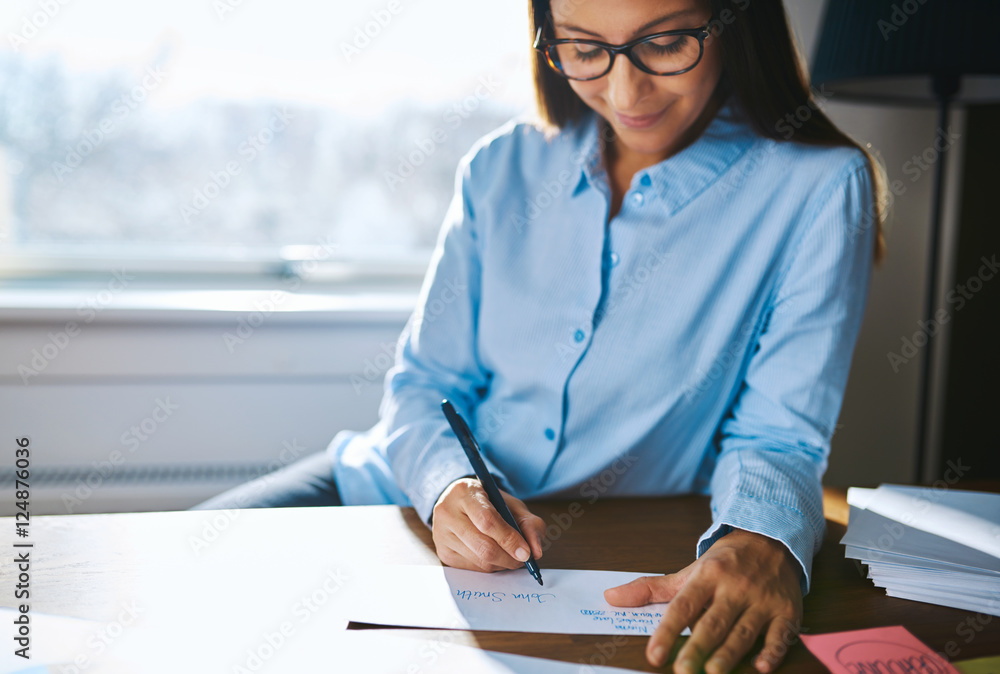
529, 0, 887, 264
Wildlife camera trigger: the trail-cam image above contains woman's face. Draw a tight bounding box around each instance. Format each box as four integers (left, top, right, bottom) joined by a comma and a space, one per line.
549, 0, 722, 163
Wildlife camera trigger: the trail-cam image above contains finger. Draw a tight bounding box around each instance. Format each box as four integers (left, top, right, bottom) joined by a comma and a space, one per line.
503, 494, 546, 559
703, 609, 768, 674
519, 514, 546, 560
452, 505, 525, 570
526, 518, 546, 560
604, 570, 689, 607
754, 616, 799, 673
435, 541, 468, 570
433, 520, 477, 571
466, 492, 533, 564
673, 597, 741, 674
441, 542, 503, 573
433, 500, 516, 572
646, 579, 714, 668
451, 527, 522, 571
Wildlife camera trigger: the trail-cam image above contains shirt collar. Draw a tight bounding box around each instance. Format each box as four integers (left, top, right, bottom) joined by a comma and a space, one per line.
569, 94, 761, 214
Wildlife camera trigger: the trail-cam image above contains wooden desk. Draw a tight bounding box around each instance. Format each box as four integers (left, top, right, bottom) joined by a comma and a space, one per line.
2, 491, 998, 672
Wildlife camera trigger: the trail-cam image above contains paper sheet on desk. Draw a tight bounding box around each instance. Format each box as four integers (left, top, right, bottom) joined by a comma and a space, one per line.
344, 566, 690, 636
32, 616, 646, 674
0, 608, 116, 673
307, 630, 645, 673
847, 485, 1000, 560
111, 629, 650, 673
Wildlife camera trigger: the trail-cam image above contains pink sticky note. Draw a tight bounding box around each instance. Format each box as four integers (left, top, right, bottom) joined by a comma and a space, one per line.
800, 626, 959, 674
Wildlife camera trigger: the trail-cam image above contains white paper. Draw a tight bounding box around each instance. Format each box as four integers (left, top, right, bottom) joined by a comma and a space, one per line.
0, 608, 106, 673
842, 484, 1000, 617
287, 630, 646, 673
344, 566, 690, 636
842, 507, 1000, 572
884, 587, 1000, 617
41, 617, 647, 674
861, 484, 1000, 560
846, 486, 877, 509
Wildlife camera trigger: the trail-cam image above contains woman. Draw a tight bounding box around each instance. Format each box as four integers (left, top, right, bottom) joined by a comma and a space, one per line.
196, 0, 886, 671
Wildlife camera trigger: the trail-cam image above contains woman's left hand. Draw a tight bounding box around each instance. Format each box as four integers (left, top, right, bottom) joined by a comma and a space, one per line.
604, 529, 803, 674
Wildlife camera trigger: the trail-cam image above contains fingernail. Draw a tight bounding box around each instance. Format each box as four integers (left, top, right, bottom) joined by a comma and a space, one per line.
515, 547, 529, 562
679, 658, 697, 674
649, 645, 665, 666
707, 657, 725, 674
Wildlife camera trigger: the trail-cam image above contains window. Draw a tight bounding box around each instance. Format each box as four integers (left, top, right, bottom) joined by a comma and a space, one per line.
0, 0, 532, 278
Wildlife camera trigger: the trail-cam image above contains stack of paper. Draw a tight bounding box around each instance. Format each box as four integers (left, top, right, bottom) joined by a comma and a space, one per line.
841, 484, 1000, 615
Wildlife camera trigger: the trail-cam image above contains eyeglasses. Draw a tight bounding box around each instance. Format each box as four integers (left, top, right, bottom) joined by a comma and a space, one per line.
533, 23, 712, 81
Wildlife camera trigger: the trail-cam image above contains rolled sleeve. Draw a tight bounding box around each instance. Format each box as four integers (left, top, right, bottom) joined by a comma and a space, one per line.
697, 158, 876, 595
380, 148, 514, 525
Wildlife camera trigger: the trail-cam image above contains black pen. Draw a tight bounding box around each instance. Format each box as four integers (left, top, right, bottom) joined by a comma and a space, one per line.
440, 399, 543, 586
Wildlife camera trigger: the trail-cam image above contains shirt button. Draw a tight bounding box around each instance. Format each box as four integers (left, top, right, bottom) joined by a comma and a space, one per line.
609, 252, 619, 267
640, 174, 652, 187
574, 329, 585, 343
632, 191, 645, 206
544, 428, 555, 440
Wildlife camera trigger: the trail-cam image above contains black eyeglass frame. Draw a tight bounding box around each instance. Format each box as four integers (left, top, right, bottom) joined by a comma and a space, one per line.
532, 24, 713, 81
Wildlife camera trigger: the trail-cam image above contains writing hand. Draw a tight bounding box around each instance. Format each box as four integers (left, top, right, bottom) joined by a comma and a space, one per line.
432, 478, 546, 573
604, 529, 802, 674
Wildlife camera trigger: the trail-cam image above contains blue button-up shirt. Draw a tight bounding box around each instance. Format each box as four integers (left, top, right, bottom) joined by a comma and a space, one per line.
329, 95, 875, 593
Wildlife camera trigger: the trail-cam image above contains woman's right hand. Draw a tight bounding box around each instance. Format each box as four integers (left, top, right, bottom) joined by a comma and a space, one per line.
431, 477, 546, 572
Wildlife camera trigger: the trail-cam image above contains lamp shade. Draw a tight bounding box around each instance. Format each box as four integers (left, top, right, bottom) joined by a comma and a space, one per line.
811, 0, 1000, 104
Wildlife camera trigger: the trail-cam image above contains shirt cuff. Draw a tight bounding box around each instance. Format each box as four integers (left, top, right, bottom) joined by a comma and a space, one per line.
696, 493, 820, 596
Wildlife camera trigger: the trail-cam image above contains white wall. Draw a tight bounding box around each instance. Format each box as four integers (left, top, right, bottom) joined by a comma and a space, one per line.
0, 291, 411, 514
784, 0, 953, 485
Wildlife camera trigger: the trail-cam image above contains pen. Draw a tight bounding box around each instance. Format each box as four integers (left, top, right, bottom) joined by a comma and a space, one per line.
440, 399, 543, 586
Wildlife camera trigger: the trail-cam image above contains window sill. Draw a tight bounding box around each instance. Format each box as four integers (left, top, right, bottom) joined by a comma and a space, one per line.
0, 286, 419, 325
